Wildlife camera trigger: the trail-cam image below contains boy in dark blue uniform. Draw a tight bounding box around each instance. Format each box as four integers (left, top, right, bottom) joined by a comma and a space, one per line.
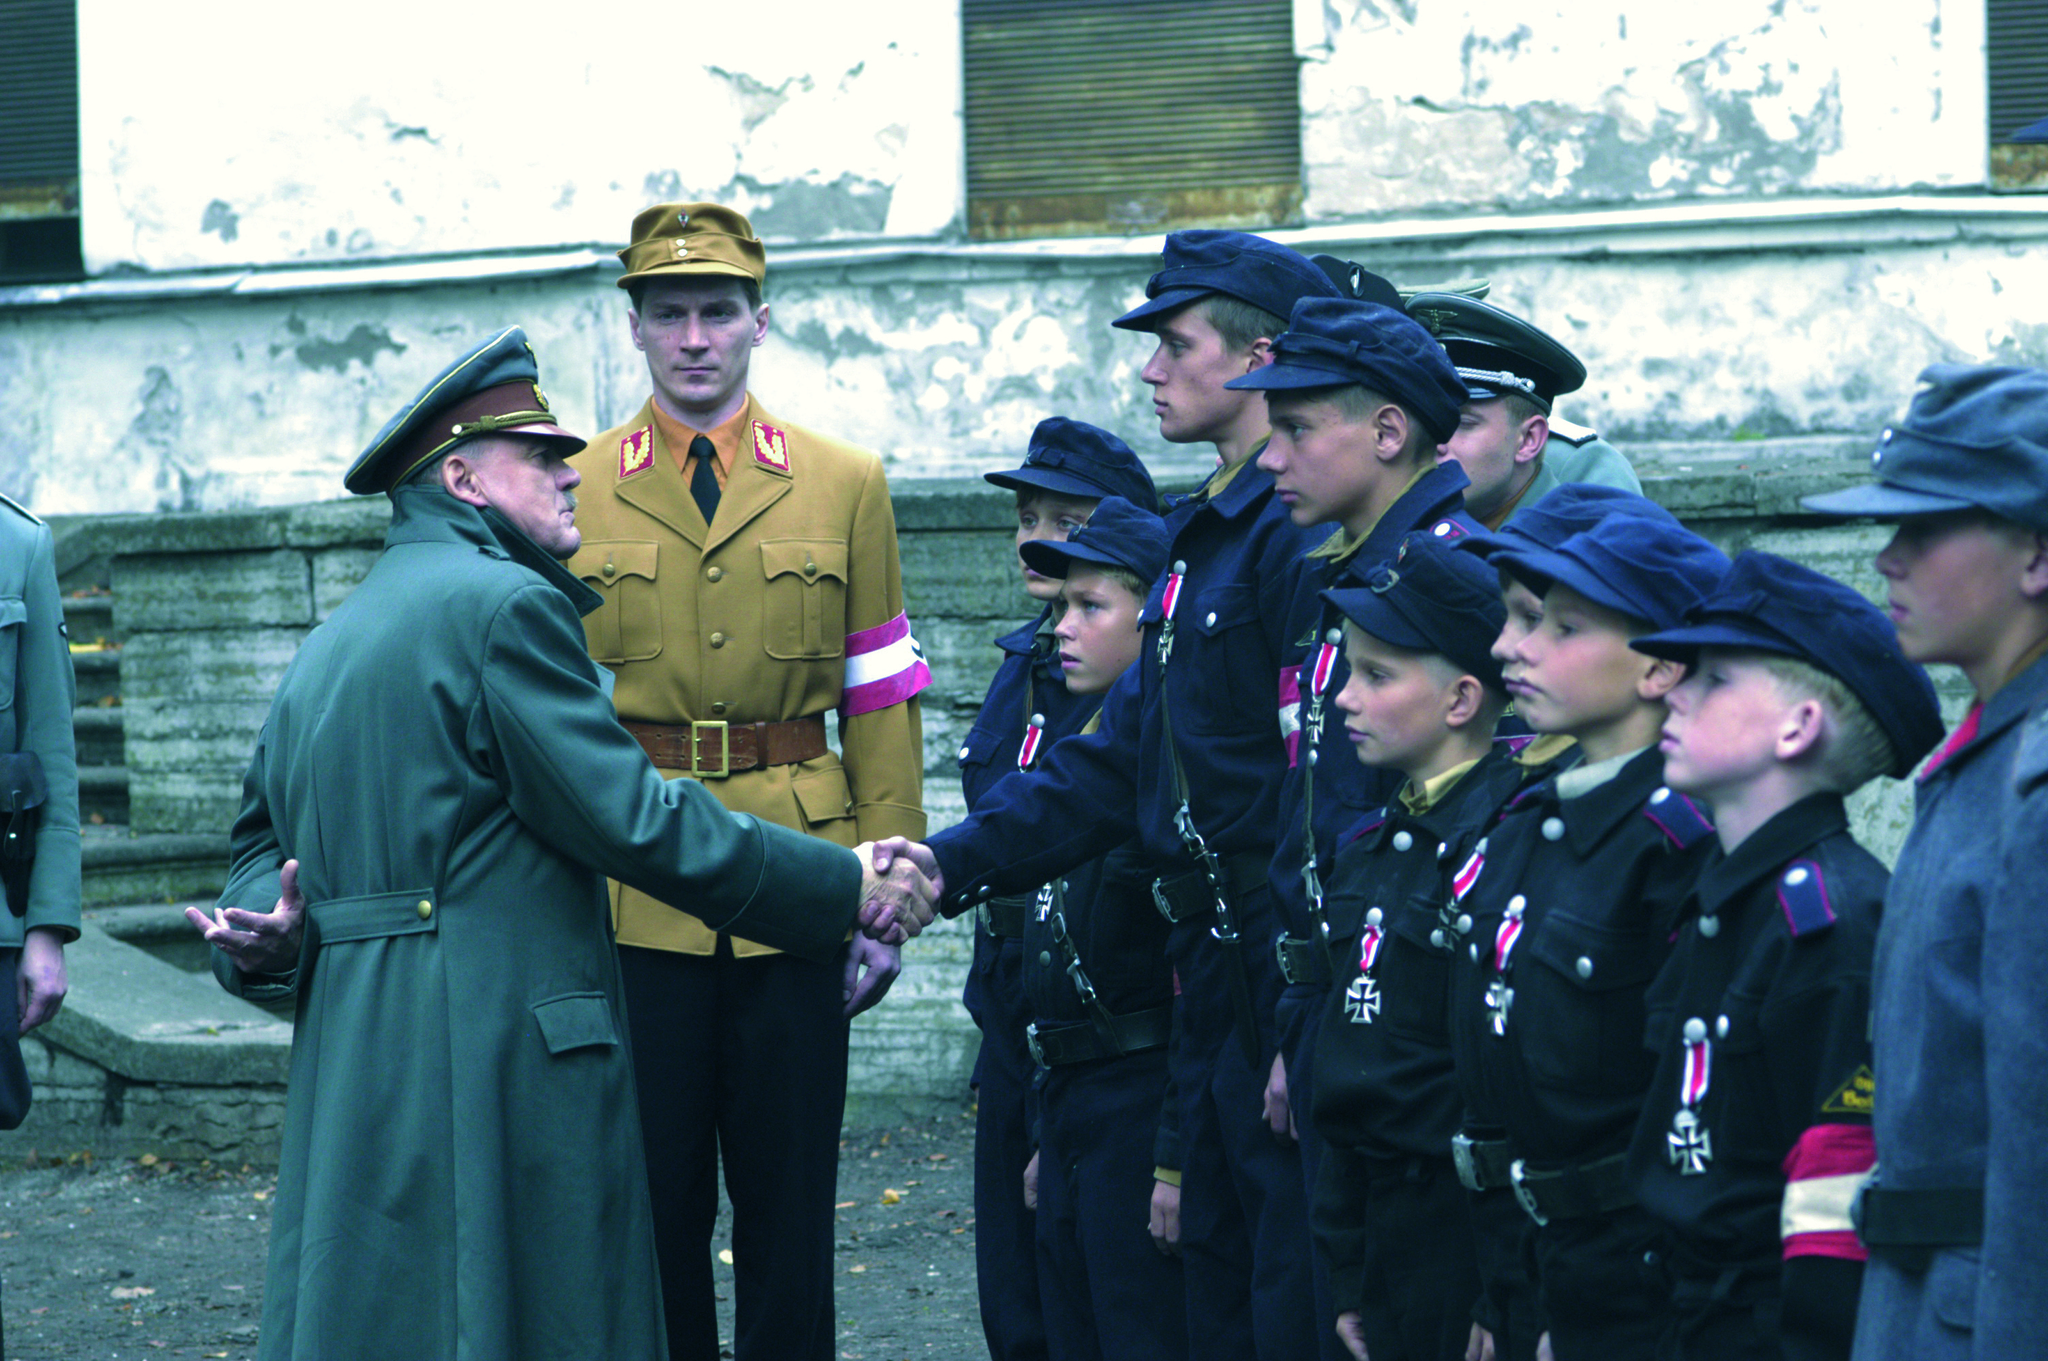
921, 231, 1339, 1361
1448, 514, 1729, 1360
1301, 533, 1519, 1361
1012, 498, 1187, 1361
1219, 294, 1476, 1352
960, 419, 1156, 1361
1624, 552, 1944, 1360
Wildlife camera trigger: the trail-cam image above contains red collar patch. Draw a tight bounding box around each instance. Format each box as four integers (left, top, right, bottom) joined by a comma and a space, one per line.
619, 426, 655, 480
752, 419, 791, 473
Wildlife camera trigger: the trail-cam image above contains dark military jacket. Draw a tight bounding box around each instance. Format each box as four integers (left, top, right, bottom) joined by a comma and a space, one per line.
212, 488, 860, 1360
0, 496, 78, 947
1447, 747, 1717, 1167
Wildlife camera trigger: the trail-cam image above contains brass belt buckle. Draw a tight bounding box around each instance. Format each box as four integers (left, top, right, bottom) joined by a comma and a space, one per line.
690, 720, 732, 778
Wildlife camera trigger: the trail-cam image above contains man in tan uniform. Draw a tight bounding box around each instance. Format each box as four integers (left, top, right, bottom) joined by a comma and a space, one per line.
568, 204, 929, 1361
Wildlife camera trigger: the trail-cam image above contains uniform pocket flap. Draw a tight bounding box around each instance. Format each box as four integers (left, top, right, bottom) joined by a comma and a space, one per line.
957, 723, 1005, 769
0, 597, 25, 630
760, 538, 849, 584
531, 992, 620, 1054
312, 889, 441, 943
1190, 584, 1258, 636
567, 539, 658, 586
1524, 912, 1663, 992
791, 765, 855, 825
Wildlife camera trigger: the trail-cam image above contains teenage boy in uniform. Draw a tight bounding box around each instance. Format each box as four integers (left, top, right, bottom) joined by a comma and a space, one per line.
1623, 552, 1944, 1360
918, 231, 1339, 1361
1406, 294, 1640, 531
1447, 514, 1729, 1360
1301, 533, 1520, 1361
961, 419, 1157, 1361
1799, 364, 2048, 1361
1011, 497, 1187, 1361
1221, 295, 1476, 1350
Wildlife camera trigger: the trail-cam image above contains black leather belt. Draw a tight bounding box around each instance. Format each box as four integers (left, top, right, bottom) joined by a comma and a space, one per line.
1275, 934, 1330, 986
1150, 853, 1266, 925
1451, 1131, 1517, 1192
1509, 1152, 1634, 1225
1027, 1004, 1174, 1067
980, 893, 1032, 938
1855, 1184, 1984, 1251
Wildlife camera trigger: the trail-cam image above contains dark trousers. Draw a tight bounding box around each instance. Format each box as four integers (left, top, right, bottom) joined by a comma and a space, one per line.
1534, 1203, 1675, 1361
966, 931, 1048, 1361
1350, 1153, 1481, 1361
620, 940, 850, 1361
1169, 926, 1319, 1361
1036, 1049, 1189, 1361
1468, 1187, 1544, 1361
1280, 998, 1353, 1361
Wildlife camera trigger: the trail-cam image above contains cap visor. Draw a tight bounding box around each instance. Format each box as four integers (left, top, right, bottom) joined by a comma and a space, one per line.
1020, 538, 1130, 579
1111, 286, 1210, 331
1799, 482, 1977, 519
505, 420, 588, 454
1630, 619, 1795, 663
983, 468, 1114, 500
1223, 360, 1356, 392
1320, 588, 1435, 653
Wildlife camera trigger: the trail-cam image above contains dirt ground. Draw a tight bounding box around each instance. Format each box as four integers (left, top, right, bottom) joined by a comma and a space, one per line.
0, 1113, 983, 1360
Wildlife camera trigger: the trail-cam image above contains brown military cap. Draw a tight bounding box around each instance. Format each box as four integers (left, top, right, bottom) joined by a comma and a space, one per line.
616, 202, 766, 289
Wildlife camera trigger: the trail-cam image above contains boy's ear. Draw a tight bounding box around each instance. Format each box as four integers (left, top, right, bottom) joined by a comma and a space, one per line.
1374, 402, 1414, 465
2020, 532, 2048, 600
1443, 674, 1488, 730
1638, 654, 1685, 701
1776, 696, 1827, 763
1242, 337, 1275, 372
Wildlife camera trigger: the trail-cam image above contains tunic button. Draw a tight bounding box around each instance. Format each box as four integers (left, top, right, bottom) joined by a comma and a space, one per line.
1716, 1014, 1730, 1039
1205, 612, 1217, 627
1457, 913, 1473, 933
709, 632, 726, 648
1507, 894, 1526, 917
1039, 951, 1053, 967
1682, 1017, 1707, 1044
1650, 786, 1672, 805
959, 746, 972, 760
712, 701, 728, 716
1783, 866, 1810, 887
1476, 837, 1489, 854
1366, 907, 1384, 928
1437, 842, 1450, 860
1433, 522, 1451, 537
601, 562, 617, 579
804, 561, 818, 579
1575, 956, 1594, 979
1697, 913, 1720, 938
416, 899, 433, 920
1392, 831, 1414, 852
1469, 943, 1480, 962
707, 566, 724, 582
1324, 628, 1344, 647
1431, 929, 1447, 948
1541, 816, 1565, 841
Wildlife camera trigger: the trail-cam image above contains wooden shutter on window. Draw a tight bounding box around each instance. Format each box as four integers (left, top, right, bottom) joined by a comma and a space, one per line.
0, 0, 79, 210
1989, 0, 2048, 189
963, 0, 1301, 239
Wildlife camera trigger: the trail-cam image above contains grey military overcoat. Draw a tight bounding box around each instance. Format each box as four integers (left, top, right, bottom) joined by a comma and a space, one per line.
213, 487, 861, 1360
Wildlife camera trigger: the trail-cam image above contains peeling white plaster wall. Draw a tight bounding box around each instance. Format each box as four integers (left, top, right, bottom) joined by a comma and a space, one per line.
78, 0, 962, 273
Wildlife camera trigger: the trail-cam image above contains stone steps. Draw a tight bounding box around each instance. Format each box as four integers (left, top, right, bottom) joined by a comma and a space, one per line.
81, 826, 230, 907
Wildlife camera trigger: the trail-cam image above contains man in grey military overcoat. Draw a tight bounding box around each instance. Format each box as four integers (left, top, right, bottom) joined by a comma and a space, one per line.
187, 328, 936, 1361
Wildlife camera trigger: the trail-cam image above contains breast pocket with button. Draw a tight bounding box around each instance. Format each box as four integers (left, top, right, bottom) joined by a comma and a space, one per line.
1179, 583, 1266, 736
760, 539, 849, 659
567, 541, 661, 663
0, 597, 24, 710
1521, 910, 1670, 1096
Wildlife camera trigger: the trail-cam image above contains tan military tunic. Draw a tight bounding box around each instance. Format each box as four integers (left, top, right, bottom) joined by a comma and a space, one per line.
568, 393, 927, 955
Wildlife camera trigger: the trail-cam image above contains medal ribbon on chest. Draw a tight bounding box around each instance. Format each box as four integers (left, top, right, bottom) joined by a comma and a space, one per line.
1667, 1018, 1715, 1174
1156, 561, 1187, 669
1018, 712, 1046, 771
1484, 895, 1525, 1036
1344, 907, 1385, 1024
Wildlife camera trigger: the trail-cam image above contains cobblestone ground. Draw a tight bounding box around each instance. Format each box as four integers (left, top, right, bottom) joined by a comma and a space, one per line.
0, 1113, 982, 1360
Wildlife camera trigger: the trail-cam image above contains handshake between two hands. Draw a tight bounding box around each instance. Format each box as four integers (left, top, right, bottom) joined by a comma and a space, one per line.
852, 838, 945, 945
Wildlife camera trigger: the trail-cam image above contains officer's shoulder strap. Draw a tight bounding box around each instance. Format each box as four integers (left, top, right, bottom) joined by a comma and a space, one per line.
1546, 416, 1599, 447
0, 492, 44, 526
1773, 858, 1838, 938
1643, 785, 1714, 849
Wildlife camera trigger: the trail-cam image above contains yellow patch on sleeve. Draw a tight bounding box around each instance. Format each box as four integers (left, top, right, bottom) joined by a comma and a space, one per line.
1822, 1065, 1875, 1117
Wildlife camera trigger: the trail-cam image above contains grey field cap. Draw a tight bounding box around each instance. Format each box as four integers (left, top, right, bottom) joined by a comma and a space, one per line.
1801, 363, 2048, 532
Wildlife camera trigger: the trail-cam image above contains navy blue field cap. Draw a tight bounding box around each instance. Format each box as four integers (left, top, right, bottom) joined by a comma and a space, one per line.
1223, 297, 1467, 443
1406, 293, 1587, 413
1800, 364, 2048, 533
1311, 255, 1403, 308
346, 327, 583, 495
1111, 230, 1339, 332
1018, 496, 1170, 589
1490, 515, 1731, 632
984, 417, 1158, 511
1633, 550, 1945, 777
1324, 532, 1508, 692
1460, 484, 1680, 560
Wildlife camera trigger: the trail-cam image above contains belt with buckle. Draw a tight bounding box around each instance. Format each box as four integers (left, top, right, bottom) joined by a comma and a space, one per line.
1508, 1152, 1634, 1226
1451, 1131, 1517, 1192
1854, 1183, 1984, 1252
622, 716, 829, 778
1275, 934, 1330, 986
1151, 853, 1265, 925
979, 894, 1032, 938
1027, 1004, 1174, 1068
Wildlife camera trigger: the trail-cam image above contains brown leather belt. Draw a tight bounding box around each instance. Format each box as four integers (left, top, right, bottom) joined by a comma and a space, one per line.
622, 716, 829, 778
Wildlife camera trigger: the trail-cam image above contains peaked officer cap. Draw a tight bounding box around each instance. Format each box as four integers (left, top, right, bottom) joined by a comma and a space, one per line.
1406, 293, 1587, 414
